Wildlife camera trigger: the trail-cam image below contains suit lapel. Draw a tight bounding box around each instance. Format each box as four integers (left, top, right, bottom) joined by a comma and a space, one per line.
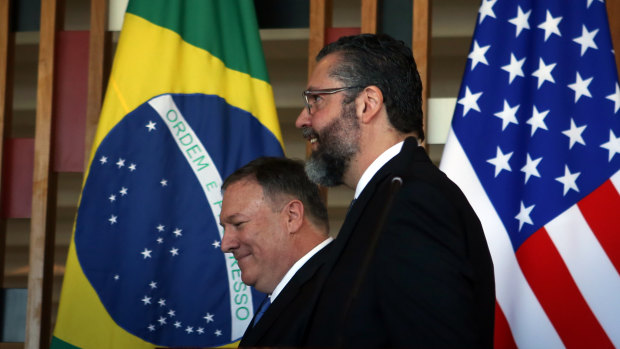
240, 243, 332, 345
329, 137, 423, 260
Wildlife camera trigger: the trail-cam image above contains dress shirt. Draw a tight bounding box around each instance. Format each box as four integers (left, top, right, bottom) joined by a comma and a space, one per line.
354, 141, 404, 199
269, 237, 333, 302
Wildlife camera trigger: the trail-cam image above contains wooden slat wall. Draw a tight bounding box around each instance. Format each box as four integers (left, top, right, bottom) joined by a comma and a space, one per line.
25, 0, 59, 347
360, 0, 378, 34
412, 0, 430, 147
308, 0, 332, 78
85, 0, 107, 168
307, 0, 332, 202
0, 0, 12, 289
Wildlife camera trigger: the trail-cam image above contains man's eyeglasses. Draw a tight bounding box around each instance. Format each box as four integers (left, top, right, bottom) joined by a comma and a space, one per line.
302, 86, 363, 115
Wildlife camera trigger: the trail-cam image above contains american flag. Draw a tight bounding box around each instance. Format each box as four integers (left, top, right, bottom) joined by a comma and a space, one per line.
440, 0, 620, 348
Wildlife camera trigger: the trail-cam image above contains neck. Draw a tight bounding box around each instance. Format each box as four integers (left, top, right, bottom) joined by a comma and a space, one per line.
343, 132, 411, 189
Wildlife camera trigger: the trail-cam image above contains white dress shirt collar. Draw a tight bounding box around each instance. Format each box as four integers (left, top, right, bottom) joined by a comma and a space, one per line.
354, 141, 404, 199
270, 237, 333, 302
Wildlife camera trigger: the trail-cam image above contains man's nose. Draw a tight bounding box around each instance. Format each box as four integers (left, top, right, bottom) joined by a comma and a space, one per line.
220, 229, 238, 253
295, 107, 311, 129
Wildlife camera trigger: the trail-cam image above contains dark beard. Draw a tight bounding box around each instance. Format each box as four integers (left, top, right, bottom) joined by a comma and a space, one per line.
304, 104, 359, 187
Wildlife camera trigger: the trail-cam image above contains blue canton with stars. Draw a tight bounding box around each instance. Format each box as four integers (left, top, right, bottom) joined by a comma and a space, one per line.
453, 0, 620, 250
75, 93, 282, 346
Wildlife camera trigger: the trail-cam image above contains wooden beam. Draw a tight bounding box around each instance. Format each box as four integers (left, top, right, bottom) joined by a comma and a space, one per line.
85, 0, 108, 169
0, 0, 12, 288
360, 0, 378, 34
308, 0, 332, 77
307, 0, 332, 203
608, 0, 620, 75
26, 0, 59, 347
412, 0, 430, 148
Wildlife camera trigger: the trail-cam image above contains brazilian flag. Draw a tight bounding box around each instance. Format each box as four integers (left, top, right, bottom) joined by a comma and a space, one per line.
52, 1, 283, 348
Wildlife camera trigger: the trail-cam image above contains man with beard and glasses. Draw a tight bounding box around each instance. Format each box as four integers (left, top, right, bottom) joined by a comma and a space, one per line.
295, 34, 495, 348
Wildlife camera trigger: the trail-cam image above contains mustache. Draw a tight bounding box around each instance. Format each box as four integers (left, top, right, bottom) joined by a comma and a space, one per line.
302, 127, 319, 141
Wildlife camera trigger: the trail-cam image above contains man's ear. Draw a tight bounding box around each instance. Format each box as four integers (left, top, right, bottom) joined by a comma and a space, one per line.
284, 200, 304, 233
357, 85, 384, 124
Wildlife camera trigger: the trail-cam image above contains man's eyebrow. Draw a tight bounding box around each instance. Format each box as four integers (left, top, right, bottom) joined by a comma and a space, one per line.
220, 212, 243, 224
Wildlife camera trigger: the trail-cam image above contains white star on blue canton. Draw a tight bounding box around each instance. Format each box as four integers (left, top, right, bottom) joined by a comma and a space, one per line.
568, 72, 593, 103
185, 326, 194, 334
531, 58, 556, 89
173, 228, 183, 237
600, 130, 620, 161
508, 5, 531, 37
555, 165, 581, 196
515, 201, 535, 231
160, 179, 168, 186
526, 106, 549, 137
458, 86, 483, 117
487, 146, 513, 177
158, 316, 167, 325
562, 119, 587, 149
587, 0, 604, 7
170, 247, 179, 256
146, 121, 157, 132
141, 296, 152, 305
468, 40, 491, 71
99, 156, 108, 164
149, 281, 157, 289
108, 215, 118, 224
214, 329, 222, 337
148, 324, 155, 332
573, 25, 599, 56
204, 313, 214, 323
158, 298, 167, 307
501, 53, 525, 84
129, 163, 137, 171
521, 154, 542, 184
174, 321, 182, 328
157, 224, 165, 232
212, 240, 221, 248
606, 83, 620, 113
538, 10, 562, 41
478, 0, 497, 24
494, 100, 519, 131
197, 327, 204, 334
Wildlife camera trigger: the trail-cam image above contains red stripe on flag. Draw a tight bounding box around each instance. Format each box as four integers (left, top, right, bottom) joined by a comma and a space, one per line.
577, 180, 620, 273
516, 228, 614, 349
493, 301, 517, 349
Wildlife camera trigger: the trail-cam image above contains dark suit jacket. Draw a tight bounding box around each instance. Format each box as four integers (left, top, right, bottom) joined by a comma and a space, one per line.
303, 137, 495, 348
239, 242, 332, 347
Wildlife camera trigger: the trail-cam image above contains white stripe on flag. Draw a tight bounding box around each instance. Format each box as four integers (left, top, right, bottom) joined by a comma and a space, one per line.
546, 189, 620, 347
440, 129, 565, 349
